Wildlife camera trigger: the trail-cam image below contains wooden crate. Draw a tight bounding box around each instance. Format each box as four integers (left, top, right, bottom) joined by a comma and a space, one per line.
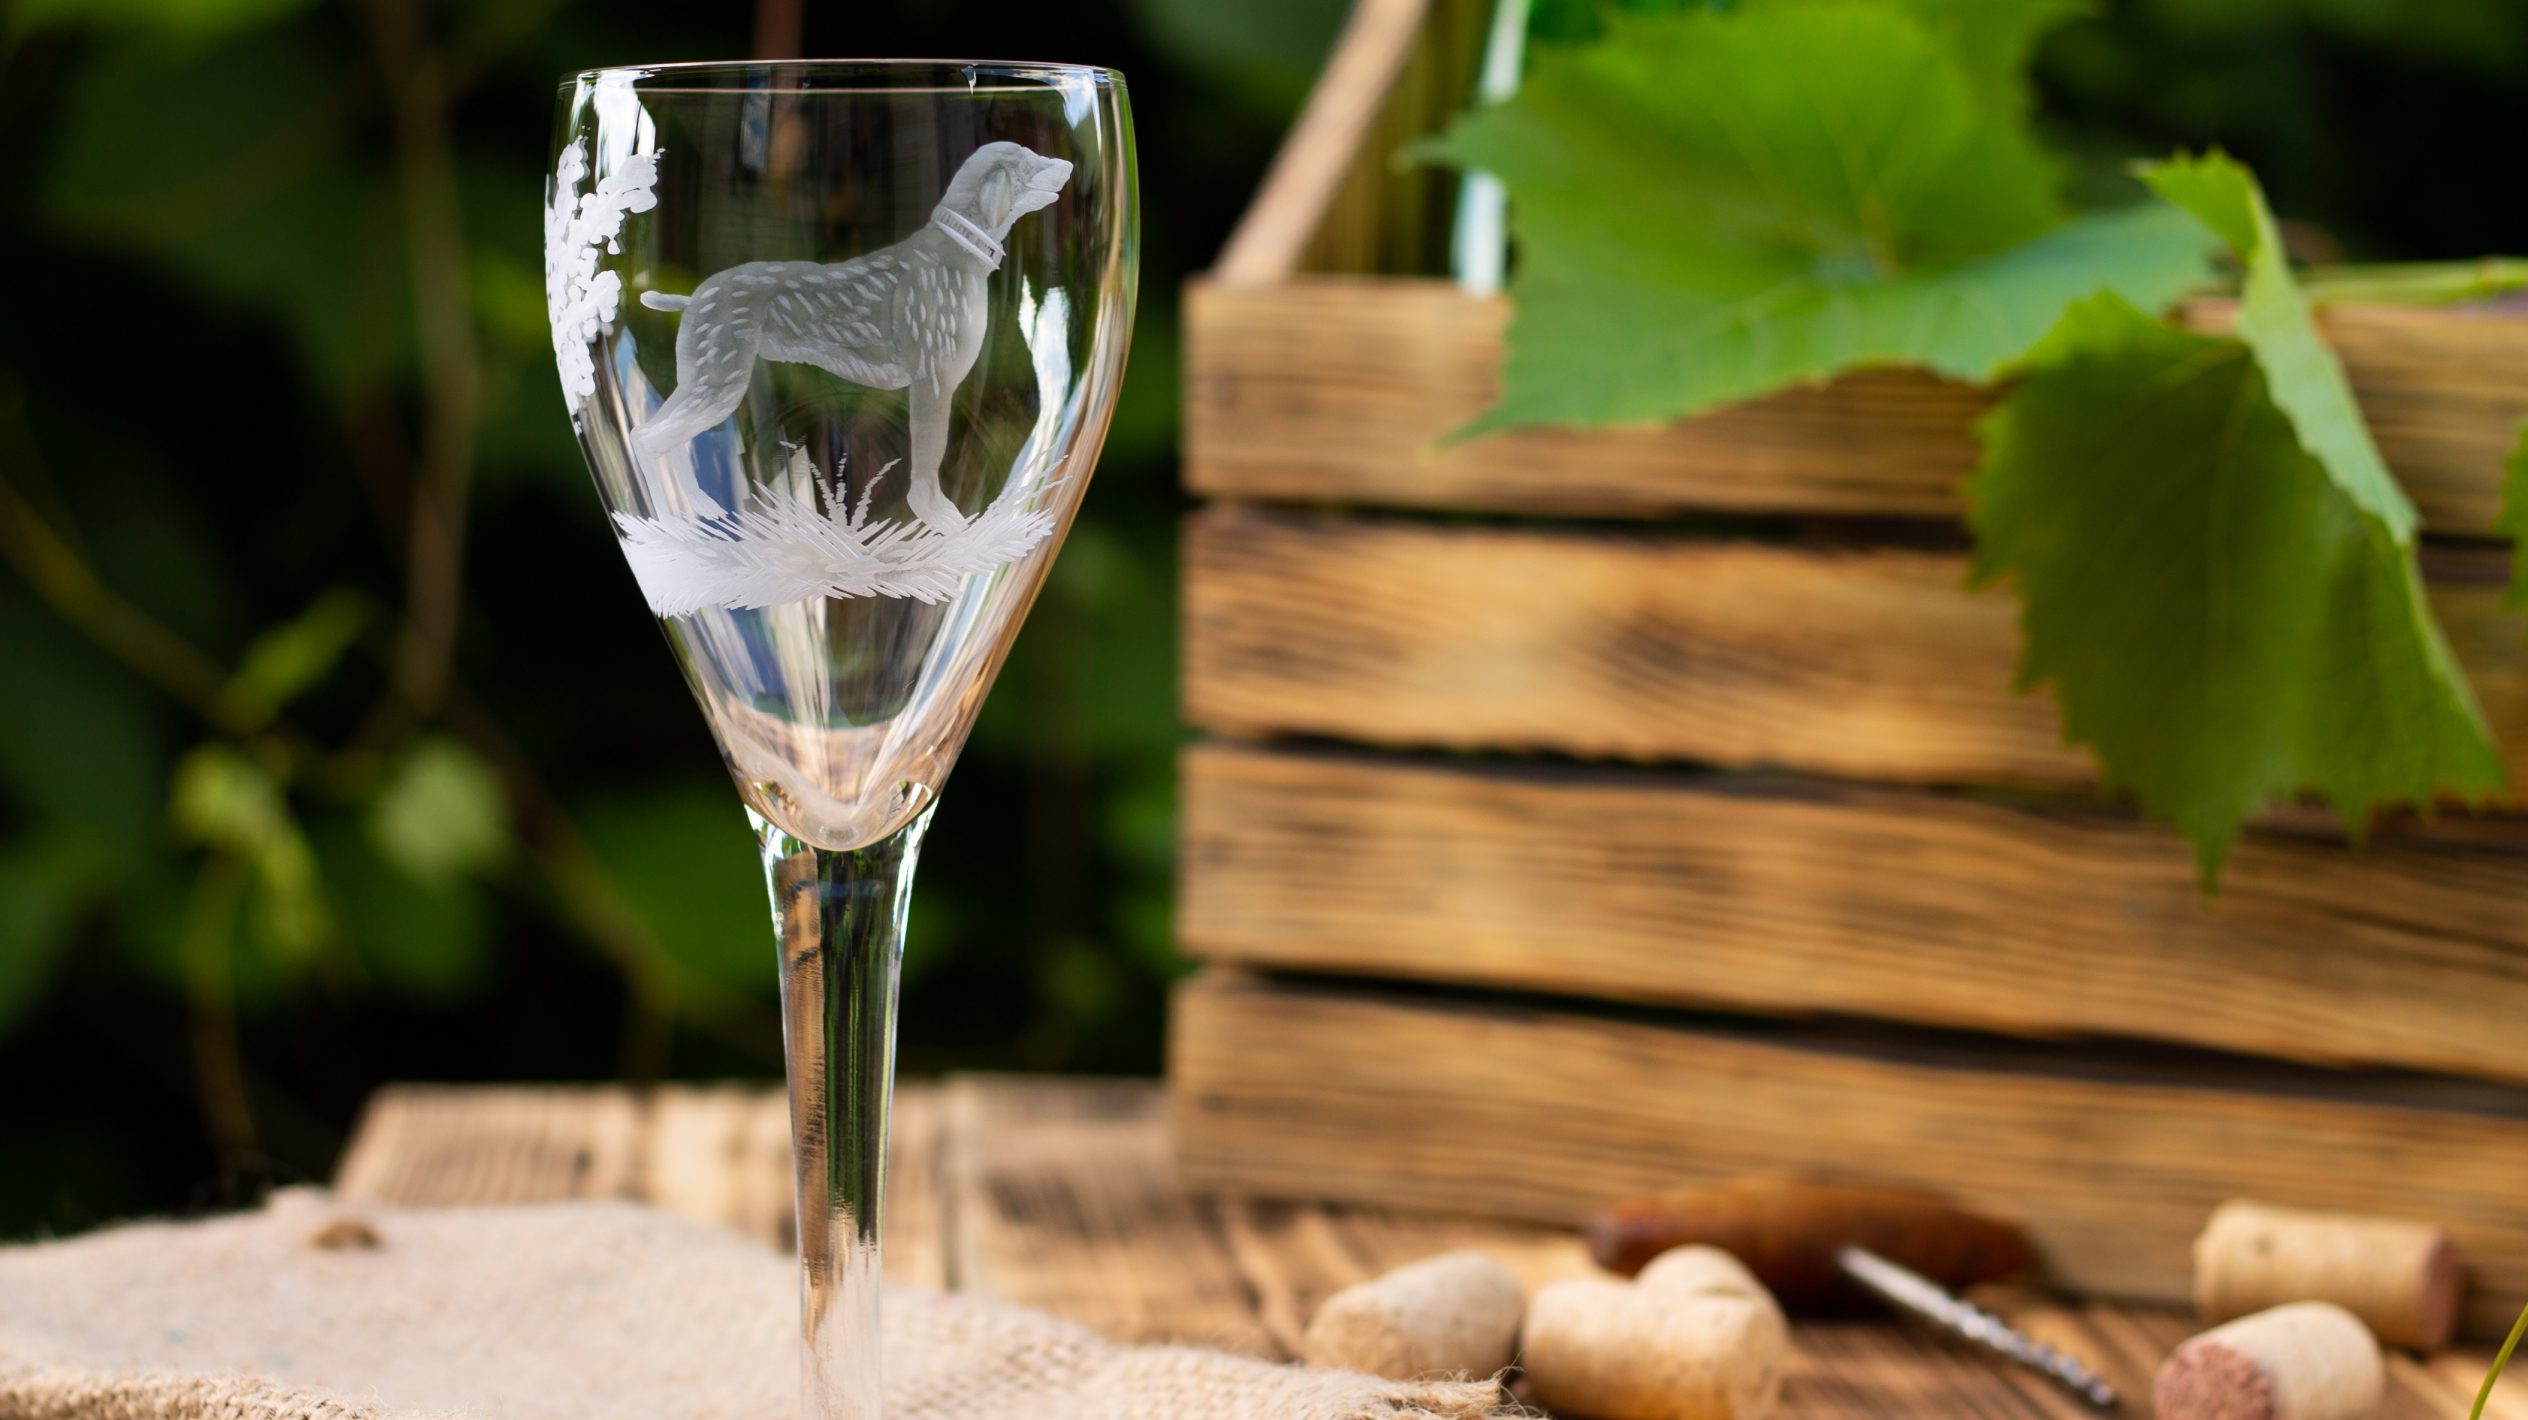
1167, 0, 2528, 1335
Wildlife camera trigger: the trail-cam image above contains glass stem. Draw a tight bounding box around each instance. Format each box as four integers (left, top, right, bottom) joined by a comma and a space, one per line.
755, 805, 934, 1420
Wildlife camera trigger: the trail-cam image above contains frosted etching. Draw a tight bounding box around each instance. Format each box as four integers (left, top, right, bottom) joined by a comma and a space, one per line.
606, 141, 1075, 612
545, 138, 660, 426
614, 444, 1055, 613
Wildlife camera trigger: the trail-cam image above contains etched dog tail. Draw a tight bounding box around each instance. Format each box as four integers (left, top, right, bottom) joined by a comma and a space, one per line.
629, 283, 756, 462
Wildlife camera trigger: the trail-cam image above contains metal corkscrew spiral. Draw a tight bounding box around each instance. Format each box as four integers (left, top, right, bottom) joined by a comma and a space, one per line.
1836, 1245, 2123, 1409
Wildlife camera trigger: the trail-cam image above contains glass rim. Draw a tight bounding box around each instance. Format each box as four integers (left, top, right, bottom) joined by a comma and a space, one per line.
560, 58, 1127, 93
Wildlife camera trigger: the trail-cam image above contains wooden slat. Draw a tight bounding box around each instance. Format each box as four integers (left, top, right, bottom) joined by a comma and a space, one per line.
1212, 0, 1434, 285
644, 1084, 794, 1251
940, 1075, 1277, 1355
1185, 277, 2528, 534
1170, 971, 2528, 1340
886, 1081, 949, 1290
1178, 742, 2528, 1083
334, 1082, 946, 1285
1182, 505, 2528, 794
333, 1084, 646, 1208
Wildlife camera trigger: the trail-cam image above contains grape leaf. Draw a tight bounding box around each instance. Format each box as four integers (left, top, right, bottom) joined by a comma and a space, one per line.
1968, 293, 2501, 879
2499, 425, 2528, 614
368, 737, 513, 884
1822, 0, 2087, 114
168, 743, 331, 959
1421, 1, 2219, 434
2139, 151, 2415, 539
225, 589, 366, 731
1528, 0, 2084, 112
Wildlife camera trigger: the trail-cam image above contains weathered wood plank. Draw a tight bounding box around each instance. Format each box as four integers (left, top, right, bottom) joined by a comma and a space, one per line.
333, 1084, 646, 1208
1182, 505, 2528, 793
645, 1084, 791, 1251
1211, 0, 1433, 286
886, 1081, 949, 1290
940, 1075, 1278, 1355
334, 1082, 946, 1285
329, 1077, 2528, 1419
1178, 742, 2528, 1083
1185, 276, 2528, 533
1169, 971, 2528, 1340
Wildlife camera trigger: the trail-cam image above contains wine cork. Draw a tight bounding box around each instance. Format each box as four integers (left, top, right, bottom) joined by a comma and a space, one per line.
1301, 1249, 1525, 1381
2156, 1302, 2382, 1420
1637, 1245, 1778, 1303
2195, 1200, 2462, 1350
1522, 1247, 1789, 1420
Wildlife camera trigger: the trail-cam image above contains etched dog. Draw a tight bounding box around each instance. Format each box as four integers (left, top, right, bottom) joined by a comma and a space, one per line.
631, 141, 1073, 530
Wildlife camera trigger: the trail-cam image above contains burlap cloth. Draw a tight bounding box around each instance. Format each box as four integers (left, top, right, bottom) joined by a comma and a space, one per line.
0, 1188, 1512, 1420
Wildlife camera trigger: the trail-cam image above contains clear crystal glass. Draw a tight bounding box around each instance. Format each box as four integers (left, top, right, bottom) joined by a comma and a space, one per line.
546, 59, 1135, 1420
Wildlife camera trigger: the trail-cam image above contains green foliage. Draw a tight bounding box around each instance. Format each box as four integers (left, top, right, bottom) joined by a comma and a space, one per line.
226, 590, 366, 731
40, 27, 411, 400
2500, 427, 2528, 617
168, 743, 329, 958
1968, 206, 2502, 876
0, 591, 166, 850
1421, 1, 2219, 434
2142, 153, 2412, 536
1447, 2, 2519, 879
9, 0, 320, 41
312, 818, 490, 999
368, 738, 511, 884
1527, 0, 2083, 89
2135, 0, 2526, 72
0, 845, 78, 1036
2471, 1304, 2528, 1420
574, 785, 770, 995
1122, 0, 1353, 118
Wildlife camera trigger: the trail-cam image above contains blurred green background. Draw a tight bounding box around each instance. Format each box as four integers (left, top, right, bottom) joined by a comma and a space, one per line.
2, 0, 2523, 1238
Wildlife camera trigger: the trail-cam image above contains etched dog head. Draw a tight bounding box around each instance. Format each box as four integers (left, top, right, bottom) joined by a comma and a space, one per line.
938, 141, 1073, 234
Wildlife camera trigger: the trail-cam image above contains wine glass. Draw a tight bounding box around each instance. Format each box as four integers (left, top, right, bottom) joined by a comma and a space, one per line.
546, 60, 1135, 1420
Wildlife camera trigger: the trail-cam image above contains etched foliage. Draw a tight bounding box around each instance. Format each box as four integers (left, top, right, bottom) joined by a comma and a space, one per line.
614, 446, 1056, 613
543, 138, 660, 424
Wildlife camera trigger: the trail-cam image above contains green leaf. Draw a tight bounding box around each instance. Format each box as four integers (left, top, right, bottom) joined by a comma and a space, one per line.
224, 589, 366, 729
311, 819, 489, 1000
2499, 425, 2528, 616
2138, 151, 2414, 540
168, 743, 330, 959
1968, 293, 2502, 878
1468, 201, 2220, 434
573, 784, 768, 996
1423, 2, 2218, 432
169, 743, 291, 854
1871, 0, 2088, 114
368, 738, 512, 883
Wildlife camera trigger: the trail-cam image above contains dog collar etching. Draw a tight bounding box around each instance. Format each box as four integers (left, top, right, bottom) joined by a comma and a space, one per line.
931, 208, 1003, 266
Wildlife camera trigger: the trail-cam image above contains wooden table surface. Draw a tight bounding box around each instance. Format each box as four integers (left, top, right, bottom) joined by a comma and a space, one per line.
334, 1075, 2522, 1420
